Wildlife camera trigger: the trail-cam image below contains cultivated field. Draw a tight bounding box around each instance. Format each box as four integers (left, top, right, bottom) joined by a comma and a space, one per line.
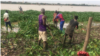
1, 4, 100, 56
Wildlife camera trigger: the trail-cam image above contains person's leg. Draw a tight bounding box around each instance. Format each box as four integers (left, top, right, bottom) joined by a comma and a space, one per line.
38, 39, 41, 46
63, 33, 67, 46
54, 21, 57, 27
8, 21, 12, 30
5, 22, 8, 31
68, 34, 73, 44
60, 21, 62, 30
62, 21, 64, 29
38, 31, 42, 46
61, 21, 64, 30
43, 41, 48, 50
42, 31, 48, 50
60, 21, 64, 31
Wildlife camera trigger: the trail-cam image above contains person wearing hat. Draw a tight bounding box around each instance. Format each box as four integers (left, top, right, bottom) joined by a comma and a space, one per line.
63, 16, 79, 45
3, 10, 12, 31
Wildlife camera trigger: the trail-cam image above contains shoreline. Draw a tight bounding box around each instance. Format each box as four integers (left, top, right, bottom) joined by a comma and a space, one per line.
1, 4, 100, 12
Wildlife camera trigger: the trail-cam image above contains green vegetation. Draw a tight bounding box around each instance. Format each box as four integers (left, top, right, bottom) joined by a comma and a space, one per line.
1, 10, 100, 25
1, 10, 100, 56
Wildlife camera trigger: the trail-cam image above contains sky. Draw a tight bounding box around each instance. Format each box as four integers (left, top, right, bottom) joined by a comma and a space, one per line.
1, 0, 100, 5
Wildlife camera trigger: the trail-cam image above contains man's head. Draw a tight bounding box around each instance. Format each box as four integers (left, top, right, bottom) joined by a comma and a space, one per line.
74, 16, 78, 20
41, 8, 45, 14
5, 10, 8, 13
55, 10, 59, 14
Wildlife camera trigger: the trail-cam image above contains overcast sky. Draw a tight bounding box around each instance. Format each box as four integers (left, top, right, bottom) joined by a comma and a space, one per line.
1, 0, 100, 5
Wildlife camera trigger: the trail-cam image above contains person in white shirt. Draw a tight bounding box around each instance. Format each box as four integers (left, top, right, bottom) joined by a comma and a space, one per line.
3, 10, 12, 31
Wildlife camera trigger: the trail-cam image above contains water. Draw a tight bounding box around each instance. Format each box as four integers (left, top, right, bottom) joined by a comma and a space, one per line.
1, 25, 19, 33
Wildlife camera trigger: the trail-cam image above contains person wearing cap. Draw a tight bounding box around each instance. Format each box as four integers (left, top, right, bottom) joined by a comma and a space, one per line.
3, 10, 12, 31
55, 11, 65, 31
38, 8, 50, 50
53, 10, 58, 27
63, 16, 79, 45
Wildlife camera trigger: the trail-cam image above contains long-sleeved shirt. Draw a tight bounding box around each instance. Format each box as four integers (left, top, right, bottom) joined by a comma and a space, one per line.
3, 12, 10, 22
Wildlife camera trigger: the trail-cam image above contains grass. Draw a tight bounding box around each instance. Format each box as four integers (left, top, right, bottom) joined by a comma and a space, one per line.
1, 10, 100, 56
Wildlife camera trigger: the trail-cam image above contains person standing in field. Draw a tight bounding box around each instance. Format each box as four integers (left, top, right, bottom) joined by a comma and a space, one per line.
19, 6, 23, 13
55, 11, 65, 31
3, 10, 12, 31
38, 8, 50, 50
53, 10, 58, 27
63, 16, 79, 45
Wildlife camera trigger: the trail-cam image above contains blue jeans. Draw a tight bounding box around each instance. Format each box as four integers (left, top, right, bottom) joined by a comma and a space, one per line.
5, 21, 12, 30
60, 21, 64, 31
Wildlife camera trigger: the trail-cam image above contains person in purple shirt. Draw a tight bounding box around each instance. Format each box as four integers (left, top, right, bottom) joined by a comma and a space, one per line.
38, 8, 50, 50
55, 11, 65, 31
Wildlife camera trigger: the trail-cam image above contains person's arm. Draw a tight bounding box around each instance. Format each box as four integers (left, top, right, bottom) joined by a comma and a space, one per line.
42, 15, 46, 26
42, 16, 51, 29
55, 15, 58, 19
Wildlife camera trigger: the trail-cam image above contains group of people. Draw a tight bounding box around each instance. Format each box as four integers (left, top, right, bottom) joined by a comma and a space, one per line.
3, 8, 90, 56
38, 8, 79, 50
3, 8, 78, 48
3, 8, 79, 50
